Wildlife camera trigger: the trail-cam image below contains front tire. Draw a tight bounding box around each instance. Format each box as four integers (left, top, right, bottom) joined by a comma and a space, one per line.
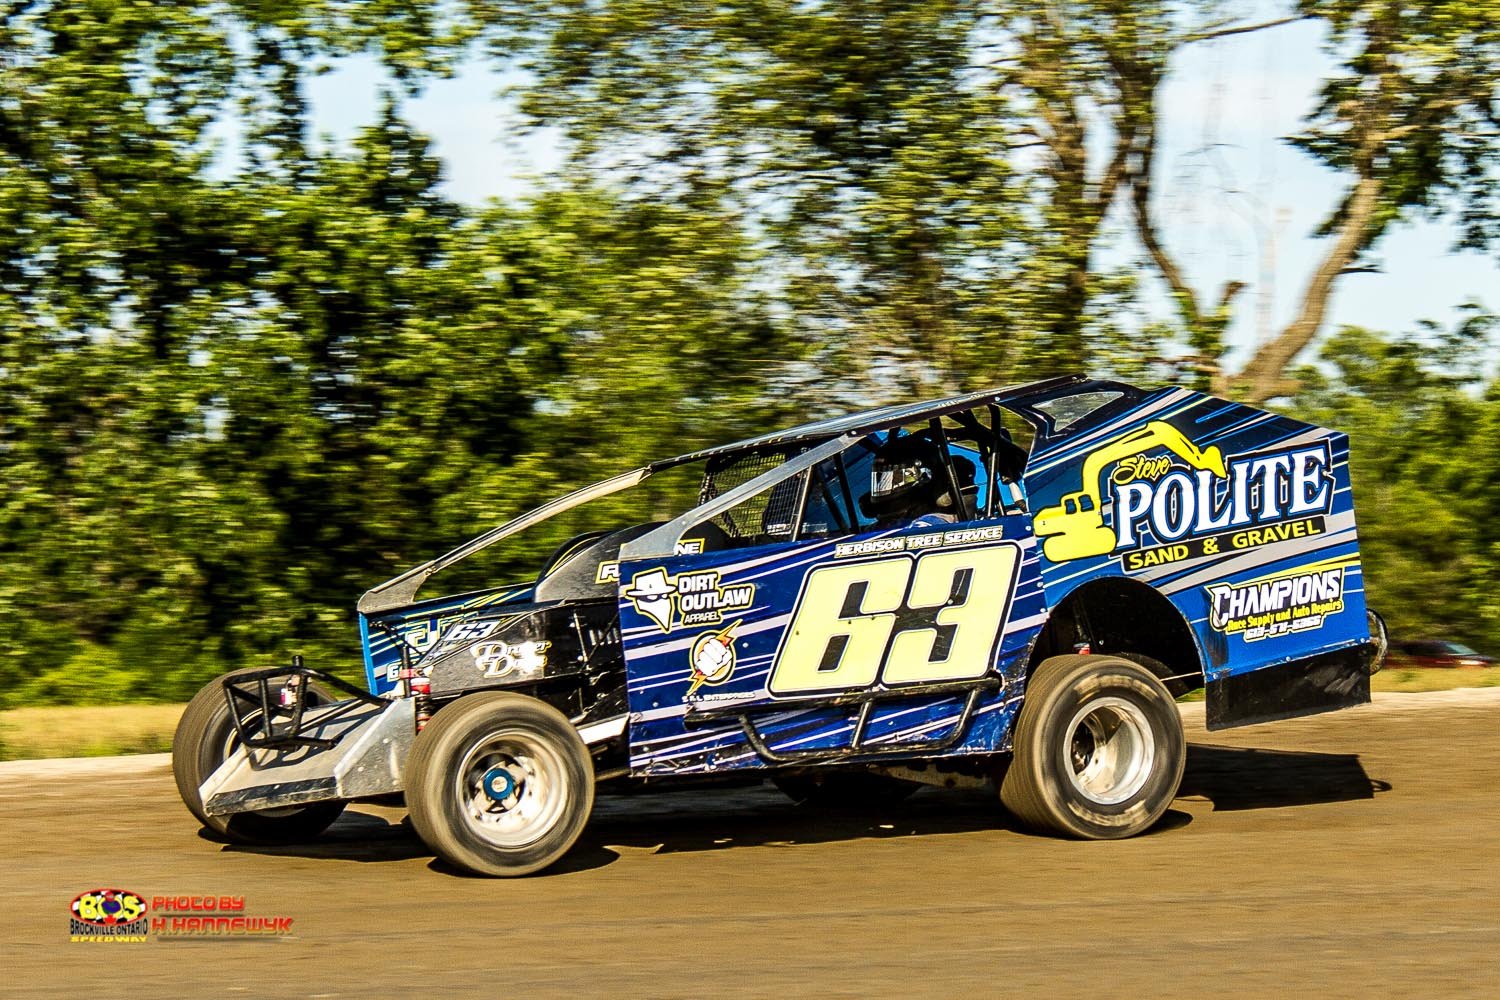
172, 668, 347, 844
1001, 654, 1184, 839
405, 692, 594, 877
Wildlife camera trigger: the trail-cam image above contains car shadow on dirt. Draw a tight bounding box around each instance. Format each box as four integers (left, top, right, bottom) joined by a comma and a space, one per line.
583, 783, 1018, 856
212, 809, 429, 863
1179, 743, 1391, 811
215, 742, 1389, 872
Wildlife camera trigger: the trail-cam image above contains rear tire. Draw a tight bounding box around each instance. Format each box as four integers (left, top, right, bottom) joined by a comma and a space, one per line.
1001, 654, 1184, 839
172, 668, 347, 844
405, 692, 594, 877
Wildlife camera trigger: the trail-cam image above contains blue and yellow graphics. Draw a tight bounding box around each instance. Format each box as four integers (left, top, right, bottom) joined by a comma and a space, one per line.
1023, 383, 1369, 687
348, 375, 1379, 776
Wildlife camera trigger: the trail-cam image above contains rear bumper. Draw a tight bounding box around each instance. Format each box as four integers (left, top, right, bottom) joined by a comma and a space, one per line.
1205, 613, 1386, 732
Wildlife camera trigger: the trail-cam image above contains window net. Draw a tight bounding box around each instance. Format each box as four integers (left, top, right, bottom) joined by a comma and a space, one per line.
699, 448, 808, 542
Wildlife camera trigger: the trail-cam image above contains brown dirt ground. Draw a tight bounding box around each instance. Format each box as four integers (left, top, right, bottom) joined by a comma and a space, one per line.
5, 692, 1499, 999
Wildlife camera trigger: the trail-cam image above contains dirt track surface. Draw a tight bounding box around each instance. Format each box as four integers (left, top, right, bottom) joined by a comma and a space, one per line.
7, 691, 1500, 999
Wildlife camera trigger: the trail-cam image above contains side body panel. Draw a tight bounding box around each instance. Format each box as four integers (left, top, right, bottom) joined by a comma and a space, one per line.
360, 585, 533, 696
619, 517, 1047, 775
1023, 387, 1370, 690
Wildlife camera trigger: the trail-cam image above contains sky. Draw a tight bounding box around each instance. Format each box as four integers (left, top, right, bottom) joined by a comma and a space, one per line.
293, 14, 1498, 373
1146, 14, 1497, 369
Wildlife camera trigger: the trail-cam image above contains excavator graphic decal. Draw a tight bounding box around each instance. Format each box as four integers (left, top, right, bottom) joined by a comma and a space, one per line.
1033, 421, 1228, 562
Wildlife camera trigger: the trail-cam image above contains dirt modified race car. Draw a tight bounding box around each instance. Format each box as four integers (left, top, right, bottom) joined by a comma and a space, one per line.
174, 375, 1388, 875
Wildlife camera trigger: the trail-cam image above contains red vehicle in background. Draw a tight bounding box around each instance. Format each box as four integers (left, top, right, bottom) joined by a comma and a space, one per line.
1386, 640, 1495, 669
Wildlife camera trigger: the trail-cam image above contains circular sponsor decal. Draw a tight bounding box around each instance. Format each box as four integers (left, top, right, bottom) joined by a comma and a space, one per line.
689, 623, 739, 696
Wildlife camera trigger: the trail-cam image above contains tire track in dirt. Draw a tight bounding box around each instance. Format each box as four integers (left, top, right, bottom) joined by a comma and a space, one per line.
6, 690, 1498, 998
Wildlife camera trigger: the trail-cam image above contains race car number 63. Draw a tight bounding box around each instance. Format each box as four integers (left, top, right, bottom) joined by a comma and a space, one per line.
768, 544, 1020, 695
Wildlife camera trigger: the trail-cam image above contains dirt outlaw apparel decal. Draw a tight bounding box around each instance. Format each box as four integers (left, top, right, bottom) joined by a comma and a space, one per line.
625, 567, 756, 632
1035, 423, 1334, 570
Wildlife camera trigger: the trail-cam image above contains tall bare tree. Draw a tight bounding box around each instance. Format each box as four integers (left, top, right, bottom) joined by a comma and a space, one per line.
1126, 1, 1500, 402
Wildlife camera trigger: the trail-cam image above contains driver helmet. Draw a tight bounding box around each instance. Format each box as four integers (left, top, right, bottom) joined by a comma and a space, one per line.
863, 433, 947, 520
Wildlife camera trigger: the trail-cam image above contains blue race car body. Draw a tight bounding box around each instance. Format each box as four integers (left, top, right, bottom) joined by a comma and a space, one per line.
352, 375, 1381, 777
186, 374, 1386, 875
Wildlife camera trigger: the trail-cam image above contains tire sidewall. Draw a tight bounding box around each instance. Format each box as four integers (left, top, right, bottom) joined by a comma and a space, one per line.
1025, 659, 1184, 838
408, 694, 594, 877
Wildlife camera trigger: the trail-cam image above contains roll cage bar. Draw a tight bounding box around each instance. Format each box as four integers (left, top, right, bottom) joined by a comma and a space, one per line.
358, 375, 1134, 613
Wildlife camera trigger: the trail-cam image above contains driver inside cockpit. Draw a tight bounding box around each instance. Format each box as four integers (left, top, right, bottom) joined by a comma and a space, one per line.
859, 432, 976, 530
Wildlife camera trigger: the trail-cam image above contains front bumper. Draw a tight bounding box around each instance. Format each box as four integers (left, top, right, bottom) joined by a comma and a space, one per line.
199, 684, 630, 817
201, 697, 416, 816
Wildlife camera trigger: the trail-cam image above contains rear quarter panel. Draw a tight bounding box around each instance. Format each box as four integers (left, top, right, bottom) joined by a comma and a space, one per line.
1022, 387, 1370, 685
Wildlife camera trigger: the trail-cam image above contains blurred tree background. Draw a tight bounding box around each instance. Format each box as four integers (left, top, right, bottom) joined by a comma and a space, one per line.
0, 0, 1496, 704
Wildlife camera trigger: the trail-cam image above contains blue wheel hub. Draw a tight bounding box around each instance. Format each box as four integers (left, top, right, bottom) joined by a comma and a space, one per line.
482, 766, 518, 802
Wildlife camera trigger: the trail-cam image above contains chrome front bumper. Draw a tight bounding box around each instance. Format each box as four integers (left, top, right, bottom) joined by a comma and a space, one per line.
200, 698, 416, 817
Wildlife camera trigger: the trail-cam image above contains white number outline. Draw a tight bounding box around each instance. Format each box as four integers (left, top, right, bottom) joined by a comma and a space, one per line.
767, 541, 1021, 698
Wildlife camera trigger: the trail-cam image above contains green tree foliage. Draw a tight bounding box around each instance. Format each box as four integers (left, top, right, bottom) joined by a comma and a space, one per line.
484, 0, 1036, 398
1207, 1, 1498, 400
1290, 309, 1499, 649
1, 1, 1498, 707
482, 2, 1363, 394
0, 1, 793, 704
952, 0, 1500, 400
994, 1, 1193, 369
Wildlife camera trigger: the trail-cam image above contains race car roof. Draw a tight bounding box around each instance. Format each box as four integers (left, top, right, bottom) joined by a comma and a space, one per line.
651, 373, 1089, 470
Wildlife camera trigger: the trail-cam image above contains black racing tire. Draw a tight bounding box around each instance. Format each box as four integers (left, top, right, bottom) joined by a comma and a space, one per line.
172, 668, 347, 844
405, 692, 594, 877
772, 769, 921, 809
1001, 654, 1184, 839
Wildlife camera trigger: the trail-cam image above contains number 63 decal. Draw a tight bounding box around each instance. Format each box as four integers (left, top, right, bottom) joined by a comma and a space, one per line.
769, 543, 1021, 696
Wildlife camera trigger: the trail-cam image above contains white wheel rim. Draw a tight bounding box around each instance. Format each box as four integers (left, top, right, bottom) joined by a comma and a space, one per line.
1063, 696, 1156, 806
455, 729, 569, 849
